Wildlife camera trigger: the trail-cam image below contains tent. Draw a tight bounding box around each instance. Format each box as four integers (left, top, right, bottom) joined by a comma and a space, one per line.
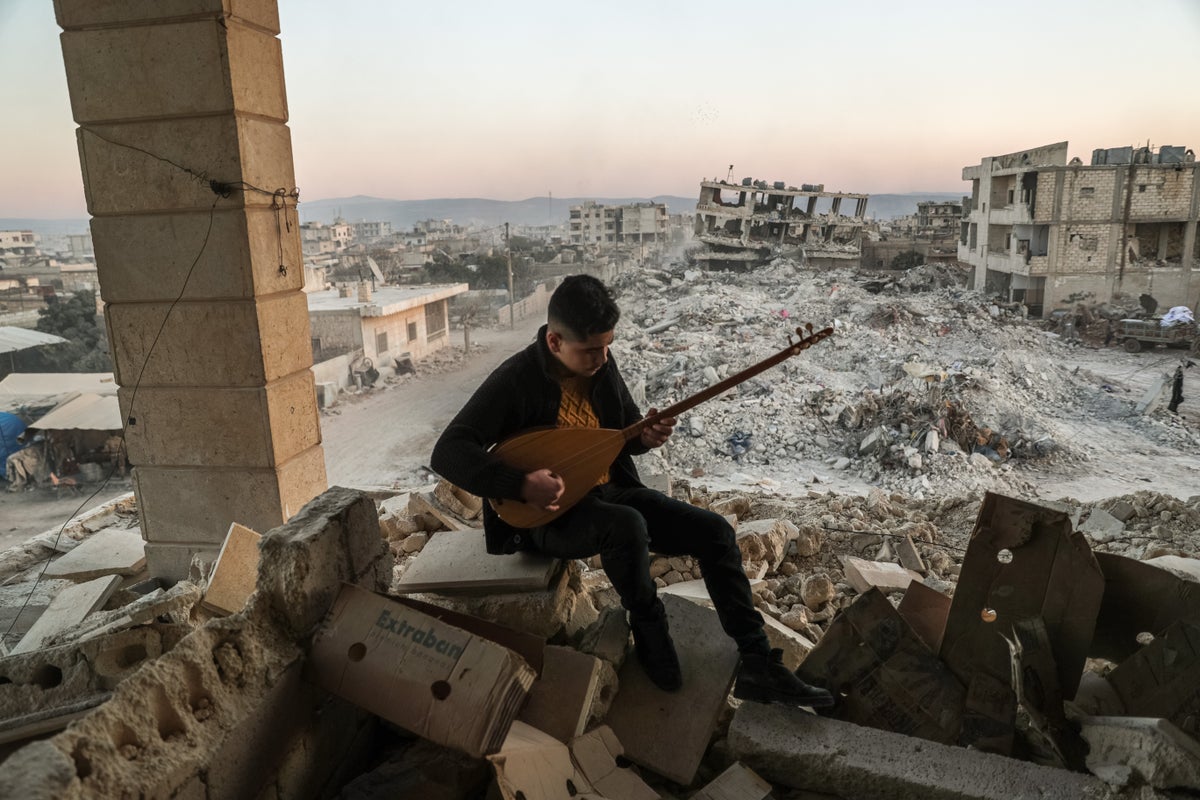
0, 411, 25, 462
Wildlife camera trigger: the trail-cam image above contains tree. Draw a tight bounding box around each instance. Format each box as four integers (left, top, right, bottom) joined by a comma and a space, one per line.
15, 290, 113, 373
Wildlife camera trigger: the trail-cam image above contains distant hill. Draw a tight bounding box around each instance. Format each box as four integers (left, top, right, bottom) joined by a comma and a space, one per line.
2, 191, 964, 239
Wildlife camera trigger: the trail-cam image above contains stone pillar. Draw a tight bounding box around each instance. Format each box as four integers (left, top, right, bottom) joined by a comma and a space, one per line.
55, 0, 327, 579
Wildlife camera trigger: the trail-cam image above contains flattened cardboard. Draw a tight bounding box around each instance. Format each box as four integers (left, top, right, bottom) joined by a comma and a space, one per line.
897, 579, 951, 653
797, 588, 965, 745
202, 522, 261, 615
395, 595, 545, 674
519, 645, 602, 742
570, 726, 659, 800
1107, 619, 1200, 732
308, 584, 535, 758
691, 762, 773, 800
1091, 552, 1200, 662
940, 492, 1103, 702
489, 722, 595, 800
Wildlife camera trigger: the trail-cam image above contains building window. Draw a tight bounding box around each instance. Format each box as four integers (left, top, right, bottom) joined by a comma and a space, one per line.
376, 330, 388, 355
1080, 187, 1095, 196
1138, 185, 1147, 193
425, 300, 447, 339
407, 322, 418, 342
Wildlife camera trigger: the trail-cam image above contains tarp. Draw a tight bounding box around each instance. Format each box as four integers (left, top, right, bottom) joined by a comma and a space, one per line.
0, 326, 67, 355
0, 411, 25, 461
0, 372, 117, 413
28, 393, 121, 432
1161, 306, 1195, 326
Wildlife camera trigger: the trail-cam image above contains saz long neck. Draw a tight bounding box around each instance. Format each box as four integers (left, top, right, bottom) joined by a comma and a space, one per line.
620, 326, 834, 443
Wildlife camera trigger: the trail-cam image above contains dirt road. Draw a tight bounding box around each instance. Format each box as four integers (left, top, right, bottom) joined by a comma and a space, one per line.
320, 317, 543, 490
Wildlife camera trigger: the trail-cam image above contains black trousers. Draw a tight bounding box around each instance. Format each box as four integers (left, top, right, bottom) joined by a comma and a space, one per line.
527, 483, 770, 655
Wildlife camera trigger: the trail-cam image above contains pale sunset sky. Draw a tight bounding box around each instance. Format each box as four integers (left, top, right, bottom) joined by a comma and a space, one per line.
2, 0, 1198, 218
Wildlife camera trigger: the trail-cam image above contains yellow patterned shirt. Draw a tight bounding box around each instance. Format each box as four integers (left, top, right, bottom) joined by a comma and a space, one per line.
557, 375, 609, 485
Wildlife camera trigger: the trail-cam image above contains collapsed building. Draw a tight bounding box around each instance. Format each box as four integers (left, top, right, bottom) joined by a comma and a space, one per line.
693, 177, 869, 269
958, 141, 1200, 318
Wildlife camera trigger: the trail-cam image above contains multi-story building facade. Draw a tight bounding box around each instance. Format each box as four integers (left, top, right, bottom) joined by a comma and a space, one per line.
568, 201, 669, 247
0, 231, 39, 257
352, 220, 392, 242
958, 142, 1199, 317
916, 201, 962, 237
693, 177, 869, 268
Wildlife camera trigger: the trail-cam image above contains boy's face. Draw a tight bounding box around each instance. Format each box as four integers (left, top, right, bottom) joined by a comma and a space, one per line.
547, 329, 613, 377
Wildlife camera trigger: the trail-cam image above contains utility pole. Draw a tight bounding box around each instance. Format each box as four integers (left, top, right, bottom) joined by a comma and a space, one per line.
505, 222, 514, 329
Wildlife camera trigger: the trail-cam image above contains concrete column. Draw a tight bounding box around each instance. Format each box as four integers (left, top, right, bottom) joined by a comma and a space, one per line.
55, 0, 327, 579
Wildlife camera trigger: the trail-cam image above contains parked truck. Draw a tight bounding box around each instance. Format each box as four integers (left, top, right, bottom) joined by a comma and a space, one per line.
1115, 318, 1199, 353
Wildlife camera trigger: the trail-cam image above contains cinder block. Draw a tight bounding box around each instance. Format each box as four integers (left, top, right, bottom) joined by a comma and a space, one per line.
731, 703, 1115, 799
134, 446, 326, 547
256, 486, 391, 639
91, 208, 303, 303
60, 21, 285, 123
106, 292, 313, 388
77, 116, 295, 216
119, 369, 320, 467
54, 0, 280, 32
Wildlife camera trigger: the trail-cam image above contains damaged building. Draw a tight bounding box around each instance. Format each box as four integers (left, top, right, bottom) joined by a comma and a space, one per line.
693, 177, 869, 269
958, 141, 1200, 317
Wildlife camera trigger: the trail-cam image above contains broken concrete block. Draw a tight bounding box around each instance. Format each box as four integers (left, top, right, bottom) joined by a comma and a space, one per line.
760, 612, 815, 671
841, 556, 921, 595
1107, 500, 1135, 522
399, 532, 428, 554
727, 703, 1117, 800
42, 529, 145, 580
434, 479, 483, 519
1071, 671, 1124, 716
310, 584, 535, 759
968, 452, 994, 469
896, 534, 925, 573
858, 426, 887, 455
1080, 716, 1200, 790
11, 575, 122, 655
518, 645, 602, 743
736, 519, 798, 571
1144, 555, 1200, 582
409, 491, 473, 531
691, 762, 772, 800
796, 588, 965, 745
1079, 508, 1125, 542
940, 493, 1103, 705
202, 522, 261, 615
569, 726, 659, 800
408, 563, 590, 640
800, 573, 835, 610
256, 486, 392, 639
62, 581, 201, 646
394, 530, 559, 595
606, 594, 740, 785
574, 605, 630, 666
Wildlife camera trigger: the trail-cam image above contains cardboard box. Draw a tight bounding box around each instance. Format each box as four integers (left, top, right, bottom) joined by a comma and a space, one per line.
308, 583, 535, 758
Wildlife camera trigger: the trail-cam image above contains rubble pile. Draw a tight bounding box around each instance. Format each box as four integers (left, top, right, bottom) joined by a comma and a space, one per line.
608, 261, 1200, 501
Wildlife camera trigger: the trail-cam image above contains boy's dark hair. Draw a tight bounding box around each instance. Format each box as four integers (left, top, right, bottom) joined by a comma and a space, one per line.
547, 275, 620, 340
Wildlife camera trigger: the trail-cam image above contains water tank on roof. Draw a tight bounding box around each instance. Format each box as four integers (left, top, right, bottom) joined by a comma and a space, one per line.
801, 183, 818, 192
1091, 149, 1107, 166
1134, 147, 1152, 164
1106, 146, 1133, 165
1158, 146, 1186, 164
742, 177, 753, 186
773, 181, 785, 190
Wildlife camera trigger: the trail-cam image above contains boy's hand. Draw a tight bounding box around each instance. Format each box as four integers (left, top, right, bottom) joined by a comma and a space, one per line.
522, 468, 564, 510
640, 408, 676, 449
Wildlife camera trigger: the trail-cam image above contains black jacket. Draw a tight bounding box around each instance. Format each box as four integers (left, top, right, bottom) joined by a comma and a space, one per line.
430, 325, 648, 554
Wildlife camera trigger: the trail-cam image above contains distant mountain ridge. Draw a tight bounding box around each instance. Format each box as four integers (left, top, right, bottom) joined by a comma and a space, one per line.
2, 191, 963, 238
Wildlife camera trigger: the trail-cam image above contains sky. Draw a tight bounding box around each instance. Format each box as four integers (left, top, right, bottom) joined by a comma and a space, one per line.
2, 0, 1199, 218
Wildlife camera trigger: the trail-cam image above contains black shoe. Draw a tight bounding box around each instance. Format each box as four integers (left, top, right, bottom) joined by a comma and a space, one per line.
629, 601, 682, 692
733, 648, 834, 708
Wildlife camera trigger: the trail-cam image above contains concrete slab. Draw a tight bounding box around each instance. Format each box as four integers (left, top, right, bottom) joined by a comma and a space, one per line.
12, 575, 122, 654
518, 645, 602, 743
728, 703, 1117, 800
841, 556, 921, 594
42, 529, 145, 580
202, 522, 261, 615
691, 763, 772, 800
1079, 508, 1125, 542
1079, 716, 1200, 790
896, 535, 925, 573
394, 530, 559, 596
660, 579, 807, 667
605, 594, 740, 785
